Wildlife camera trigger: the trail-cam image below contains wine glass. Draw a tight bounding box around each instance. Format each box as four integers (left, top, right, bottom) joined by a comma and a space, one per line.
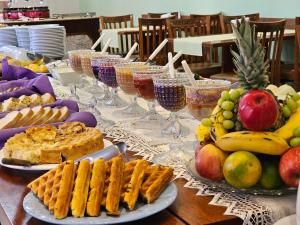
132, 66, 168, 129
153, 72, 190, 138
98, 57, 128, 107
114, 62, 148, 117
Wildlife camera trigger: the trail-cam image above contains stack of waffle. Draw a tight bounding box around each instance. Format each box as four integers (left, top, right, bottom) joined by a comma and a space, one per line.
27, 156, 173, 219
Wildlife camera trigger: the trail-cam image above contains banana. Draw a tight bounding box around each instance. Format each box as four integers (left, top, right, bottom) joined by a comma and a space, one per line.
215, 131, 290, 155
196, 124, 211, 144
209, 104, 227, 141
275, 100, 300, 140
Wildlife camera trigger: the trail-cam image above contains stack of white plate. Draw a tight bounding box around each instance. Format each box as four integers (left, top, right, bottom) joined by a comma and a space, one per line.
28, 25, 66, 58
15, 26, 30, 50
0, 27, 18, 47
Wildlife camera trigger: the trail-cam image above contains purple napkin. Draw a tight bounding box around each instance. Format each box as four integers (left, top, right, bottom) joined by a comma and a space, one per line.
0, 75, 55, 102
1, 58, 39, 81
0, 111, 97, 148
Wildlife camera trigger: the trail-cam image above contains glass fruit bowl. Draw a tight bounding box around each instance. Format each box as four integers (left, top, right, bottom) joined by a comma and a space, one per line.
186, 158, 296, 196
185, 80, 231, 120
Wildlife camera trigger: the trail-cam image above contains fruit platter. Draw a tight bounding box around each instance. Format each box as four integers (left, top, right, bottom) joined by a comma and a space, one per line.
191, 18, 300, 195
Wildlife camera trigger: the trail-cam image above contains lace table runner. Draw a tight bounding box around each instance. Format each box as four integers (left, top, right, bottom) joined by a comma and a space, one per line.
52, 78, 296, 225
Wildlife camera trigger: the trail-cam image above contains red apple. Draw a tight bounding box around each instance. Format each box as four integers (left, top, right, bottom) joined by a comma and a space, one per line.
279, 147, 300, 187
195, 144, 227, 181
238, 90, 279, 131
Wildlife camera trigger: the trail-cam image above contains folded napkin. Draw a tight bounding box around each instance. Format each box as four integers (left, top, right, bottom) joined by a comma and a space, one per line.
0, 111, 97, 148
0, 74, 55, 102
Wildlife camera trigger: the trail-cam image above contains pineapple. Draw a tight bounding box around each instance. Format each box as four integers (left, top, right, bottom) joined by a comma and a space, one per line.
231, 17, 270, 90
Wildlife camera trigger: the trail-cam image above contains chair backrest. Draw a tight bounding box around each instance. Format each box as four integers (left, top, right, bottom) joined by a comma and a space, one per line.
142, 12, 179, 19
250, 19, 286, 85
190, 13, 222, 34
221, 13, 260, 33
138, 18, 168, 65
297, 25, 300, 48
166, 18, 208, 39
99, 14, 134, 29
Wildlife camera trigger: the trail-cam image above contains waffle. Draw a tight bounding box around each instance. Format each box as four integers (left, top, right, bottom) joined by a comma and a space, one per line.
86, 159, 106, 217
71, 160, 92, 217
140, 165, 174, 203
121, 159, 149, 210
102, 155, 124, 216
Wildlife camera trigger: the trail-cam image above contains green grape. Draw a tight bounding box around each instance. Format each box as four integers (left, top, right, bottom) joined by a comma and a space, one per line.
217, 98, 224, 106
237, 88, 245, 95
292, 93, 300, 101
290, 137, 300, 147
229, 89, 240, 101
221, 101, 234, 111
223, 120, 235, 130
223, 110, 233, 119
293, 127, 300, 137
221, 91, 230, 100
201, 118, 212, 127
282, 105, 291, 118
287, 98, 298, 112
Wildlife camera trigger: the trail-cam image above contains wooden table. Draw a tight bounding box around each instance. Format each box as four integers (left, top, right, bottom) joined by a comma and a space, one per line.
1, 17, 100, 49
0, 156, 243, 225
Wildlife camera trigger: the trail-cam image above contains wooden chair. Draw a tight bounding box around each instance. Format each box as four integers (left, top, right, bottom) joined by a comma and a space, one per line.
167, 18, 221, 76
220, 13, 260, 34
190, 13, 222, 34
294, 24, 300, 89
99, 14, 137, 55
138, 18, 168, 65
142, 12, 179, 19
211, 19, 286, 85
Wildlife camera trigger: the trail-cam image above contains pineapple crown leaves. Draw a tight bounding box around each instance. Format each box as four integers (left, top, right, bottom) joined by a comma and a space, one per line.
231, 17, 270, 90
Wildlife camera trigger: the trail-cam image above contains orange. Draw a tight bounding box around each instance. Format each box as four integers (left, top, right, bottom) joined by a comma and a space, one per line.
223, 151, 262, 189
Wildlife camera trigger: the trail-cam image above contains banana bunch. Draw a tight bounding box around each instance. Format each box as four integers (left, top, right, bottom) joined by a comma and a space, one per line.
215, 131, 290, 155
209, 105, 227, 142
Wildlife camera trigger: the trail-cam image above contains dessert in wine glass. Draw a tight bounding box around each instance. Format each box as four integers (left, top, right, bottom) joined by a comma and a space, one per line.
98, 57, 128, 107
114, 62, 148, 117
132, 66, 168, 129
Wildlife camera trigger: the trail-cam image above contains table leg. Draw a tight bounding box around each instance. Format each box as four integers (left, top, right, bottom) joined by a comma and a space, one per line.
221, 45, 234, 73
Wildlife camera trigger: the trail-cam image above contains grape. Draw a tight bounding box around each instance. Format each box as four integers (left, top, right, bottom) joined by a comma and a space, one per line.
223, 120, 235, 130
223, 110, 233, 119
201, 118, 212, 127
293, 127, 300, 137
218, 98, 224, 106
229, 89, 240, 101
221, 101, 234, 111
290, 137, 300, 147
287, 98, 298, 112
237, 88, 245, 95
221, 91, 230, 100
282, 106, 291, 118
292, 93, 300, 101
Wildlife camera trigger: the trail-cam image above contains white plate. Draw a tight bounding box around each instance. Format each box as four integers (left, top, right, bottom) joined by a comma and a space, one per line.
23, 182, 177, 225
0, 139, 113, 171
274, 214, 296, 225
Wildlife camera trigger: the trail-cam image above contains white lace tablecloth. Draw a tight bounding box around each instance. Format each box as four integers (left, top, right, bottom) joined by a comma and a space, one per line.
51, 77, 296, 225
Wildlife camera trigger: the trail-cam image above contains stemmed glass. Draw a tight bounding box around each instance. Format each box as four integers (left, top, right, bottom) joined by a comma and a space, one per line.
132, 66, 168, 129
98, 57, 129, 107
114, 62, 148, 117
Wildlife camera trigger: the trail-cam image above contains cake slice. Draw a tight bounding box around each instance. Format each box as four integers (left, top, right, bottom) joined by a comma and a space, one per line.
0, 111, 22, 129
41, 93, 55, 105
121, 159, 149, 210
44, 108, 61, 124
25, 106, 44, 126
31, 107, 53, 125
18, 95, 32, 109
17, 108, 34, 127
71, 160, 92, 217
30, 94, 42, 106
86, 159, 106, 216
140, 165, 173, 203
56, 106, 69, 122
2, 98, 19, 112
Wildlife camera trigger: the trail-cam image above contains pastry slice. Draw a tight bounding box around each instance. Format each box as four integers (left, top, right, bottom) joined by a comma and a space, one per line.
121, 160, 149, 210
31, 107, 53, 125
25, 106, 44, 126
86, 159, 106, 216
41, 93, 55, 105
44, 108, 61, 124
17, 108, 33, 127
56, 106, 69, 122
0, 103, 3, 112
18, 95, 32, 109
102, 156, 124, 216
30, 94, 42, 106
71, 160, 91, 217
140, 165, 173, 203
0, 111, 22, 129
2, 98, 19, 112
